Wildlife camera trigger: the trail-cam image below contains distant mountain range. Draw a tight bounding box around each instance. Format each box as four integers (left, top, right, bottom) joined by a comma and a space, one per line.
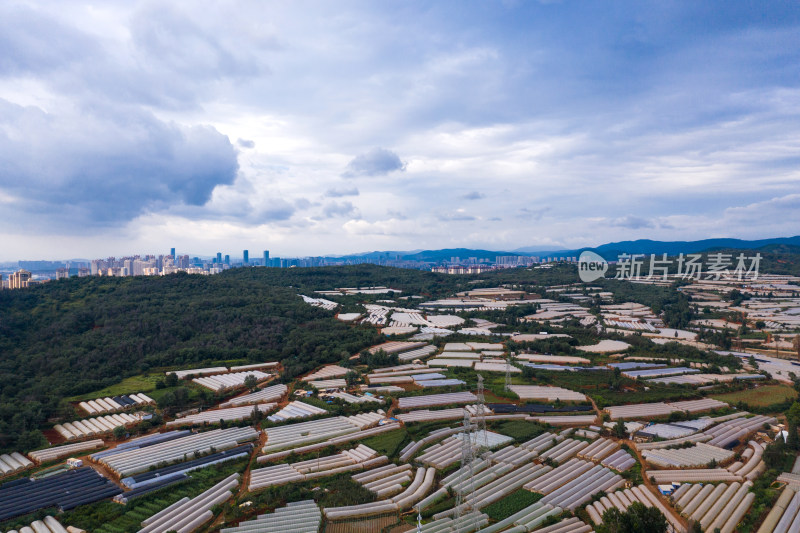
514, 236, 800, 260
331, 248, 521, 262
333, 236, 800, 262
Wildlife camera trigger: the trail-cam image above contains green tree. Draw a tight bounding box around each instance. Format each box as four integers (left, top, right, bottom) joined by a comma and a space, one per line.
251, 405, 264, 424
786, 401, 800, 450
345, 370, 359, 387
165, 372, 179, 387
764, 438, 791, 469
112, 425, 126, 441
158, 390, 176, 409
17, 429, 47, 452
173, 386, 190, 407
197, 387, 212, 407
597, 502, 668, 533
613, 419, 627, 439
244, 374, 258, 392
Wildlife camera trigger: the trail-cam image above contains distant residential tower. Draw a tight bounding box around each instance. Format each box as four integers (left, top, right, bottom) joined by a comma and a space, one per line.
9, 269, 32, 289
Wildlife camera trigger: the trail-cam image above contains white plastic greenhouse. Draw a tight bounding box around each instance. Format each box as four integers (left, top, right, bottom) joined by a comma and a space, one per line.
28, 440, 104, 463
218, 384, 288, 408
166, 403, 276, 427
219, 499, 321, 533
96, 427, 258, 476
137, 473, 240, 533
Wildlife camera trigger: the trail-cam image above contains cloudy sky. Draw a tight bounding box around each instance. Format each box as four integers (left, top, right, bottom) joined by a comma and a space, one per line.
1, 0, 799, 260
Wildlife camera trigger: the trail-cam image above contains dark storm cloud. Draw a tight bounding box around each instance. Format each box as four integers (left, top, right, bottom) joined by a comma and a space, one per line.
342, 148, 406, 178
0, 99, 238, 227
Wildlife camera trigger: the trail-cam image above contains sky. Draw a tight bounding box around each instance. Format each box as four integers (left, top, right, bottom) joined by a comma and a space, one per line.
1, 0, 799, 260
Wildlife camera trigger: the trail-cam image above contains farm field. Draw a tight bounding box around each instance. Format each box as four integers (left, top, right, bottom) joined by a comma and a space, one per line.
66, 373, 162, 400
361, 428, 409, 457
483, 489, 543, 521
711, 384, 797, 409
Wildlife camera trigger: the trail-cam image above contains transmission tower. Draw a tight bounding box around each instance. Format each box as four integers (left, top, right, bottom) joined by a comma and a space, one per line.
504, 354, 512, 392
453, 410, 475, 523
475, 374, 488, 452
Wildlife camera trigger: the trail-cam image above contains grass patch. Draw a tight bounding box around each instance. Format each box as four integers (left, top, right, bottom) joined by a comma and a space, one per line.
711, 384, 797, 409
66, 373, 163, 400
484, 490, 543, 521
316, 476, 376, 508
361, 428, 409, 459
405, 421, 458, 440
488, 420, 548, 443
236, 473, 376, 524
424, 495, 455, 518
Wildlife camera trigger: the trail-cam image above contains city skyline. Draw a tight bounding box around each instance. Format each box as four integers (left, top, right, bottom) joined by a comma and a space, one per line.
1, 1, 799, 261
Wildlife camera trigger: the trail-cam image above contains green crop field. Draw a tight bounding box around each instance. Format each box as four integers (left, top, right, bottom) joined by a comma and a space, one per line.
361, 428, 409, 458
67, 373, 162, 400
711, 384, 797, 409
483, 489, 543, 521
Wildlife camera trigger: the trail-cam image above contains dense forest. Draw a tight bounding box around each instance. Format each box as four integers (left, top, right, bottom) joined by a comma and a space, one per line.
0, 268, 389, 451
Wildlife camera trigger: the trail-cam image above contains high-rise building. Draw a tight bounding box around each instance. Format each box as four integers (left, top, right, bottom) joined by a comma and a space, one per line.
55, 268, 69, 280
224, 254, 230, 265
133, 259, 155, 276
170, 247, 176, 258
243, 250, 249, 264
216, 252, 222, 263
9, 269, 32, 289
263, 250, 269, 266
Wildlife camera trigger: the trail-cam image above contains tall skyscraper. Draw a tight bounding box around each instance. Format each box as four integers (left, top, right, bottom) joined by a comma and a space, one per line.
263, 250, 269, 265
170, 247, 176, 258
224, 254, 230, 265
216, 252, 222, 263
243, 250, 249, 264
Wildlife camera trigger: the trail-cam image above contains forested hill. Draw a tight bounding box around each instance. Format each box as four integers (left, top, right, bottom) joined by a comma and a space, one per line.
0, 268, 407, 449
